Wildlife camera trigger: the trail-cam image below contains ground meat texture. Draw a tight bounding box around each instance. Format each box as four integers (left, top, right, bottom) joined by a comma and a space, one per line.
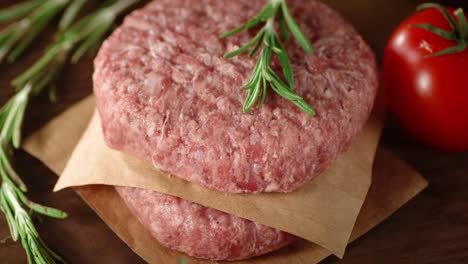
94, 0, 378, 193
116, 186, 296, 260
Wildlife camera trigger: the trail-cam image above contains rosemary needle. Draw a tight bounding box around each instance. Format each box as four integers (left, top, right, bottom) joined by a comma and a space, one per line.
59, 0, 87, 31
0, 0, 71, 64
221, 0, 316, 115
0, 0, 47, 23
0, 84, 67, 264
0, 0, 140, 263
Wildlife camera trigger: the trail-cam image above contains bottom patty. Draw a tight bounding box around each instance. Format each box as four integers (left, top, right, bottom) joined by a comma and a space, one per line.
116, 187, 296, 260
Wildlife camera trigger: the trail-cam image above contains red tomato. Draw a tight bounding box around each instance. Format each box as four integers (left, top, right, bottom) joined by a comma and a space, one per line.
383, 7, 468, 151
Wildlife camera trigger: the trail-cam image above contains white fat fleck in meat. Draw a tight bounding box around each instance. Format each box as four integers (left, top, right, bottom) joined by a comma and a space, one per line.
144, 73, 159, 92
146, 122, 156, 137
264, 182, 279, 192
155, 111, 170, 150
171, 66, 191, 84
191, 150, 203, 161
149, 40, 175, 60
171, 214, 184, 226
196, 53, 213, 67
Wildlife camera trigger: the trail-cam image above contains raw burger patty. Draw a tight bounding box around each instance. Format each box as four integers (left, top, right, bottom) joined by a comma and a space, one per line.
94, 0, 378, 193
116, 186, 296, 260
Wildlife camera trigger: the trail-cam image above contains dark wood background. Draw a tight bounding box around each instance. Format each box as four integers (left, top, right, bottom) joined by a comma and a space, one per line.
0, 0, 467, 263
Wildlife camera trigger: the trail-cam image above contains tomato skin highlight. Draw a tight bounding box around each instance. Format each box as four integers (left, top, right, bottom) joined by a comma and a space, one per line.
383, 7, 468, 151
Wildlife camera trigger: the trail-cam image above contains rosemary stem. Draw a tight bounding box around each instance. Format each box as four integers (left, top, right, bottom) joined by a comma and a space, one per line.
111, 0, 140, 15
270, 0, 283, 7
0, 1, 142, 262
265, 16, 275, 31
221, 0, 315, 115
59, 0, 87, 30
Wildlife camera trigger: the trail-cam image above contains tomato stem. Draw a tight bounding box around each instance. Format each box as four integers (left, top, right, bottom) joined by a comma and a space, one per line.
455, 8, 468, 41
414, 3, 467, 57
417, 3, 457, 30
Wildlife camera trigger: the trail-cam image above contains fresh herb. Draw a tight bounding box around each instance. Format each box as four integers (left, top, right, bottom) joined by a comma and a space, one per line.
59, 0, 87, 31
220, 0, 315, 115
0, 0, 140, 262
0, 0, 71, 64
413, 3, 467, 57
0, 70, 69, 264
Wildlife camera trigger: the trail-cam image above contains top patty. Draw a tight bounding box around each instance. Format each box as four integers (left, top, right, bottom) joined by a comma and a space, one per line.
94, 0, 378, 193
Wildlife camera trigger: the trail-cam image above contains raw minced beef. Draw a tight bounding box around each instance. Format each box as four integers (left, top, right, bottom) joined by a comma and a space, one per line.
95, 0, 378, 260
116, 186, 296, 260
94, 0, 378, 194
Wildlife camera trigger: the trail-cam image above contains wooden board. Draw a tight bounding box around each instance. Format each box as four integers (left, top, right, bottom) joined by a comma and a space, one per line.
0, 0, 468, 263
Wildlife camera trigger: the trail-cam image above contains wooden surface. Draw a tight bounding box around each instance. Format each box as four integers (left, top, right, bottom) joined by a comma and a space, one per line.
0, 0, 467, 263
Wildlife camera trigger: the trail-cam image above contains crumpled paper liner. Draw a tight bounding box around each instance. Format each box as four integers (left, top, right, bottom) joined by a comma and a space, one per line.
23, 96, 427, 263
50, 95, 380, 257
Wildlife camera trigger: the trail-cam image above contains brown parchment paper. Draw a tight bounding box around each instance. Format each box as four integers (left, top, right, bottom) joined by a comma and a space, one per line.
45, 98, 381, 257
23, 97, 427, 263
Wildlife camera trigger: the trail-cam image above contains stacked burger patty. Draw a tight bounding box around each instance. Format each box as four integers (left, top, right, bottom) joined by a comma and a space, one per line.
93, 0, 378, 260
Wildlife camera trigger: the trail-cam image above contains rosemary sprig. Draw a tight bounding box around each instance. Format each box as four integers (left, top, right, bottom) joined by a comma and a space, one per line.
0, 85, 68, 264
221, 0, 315, 115
12, 0, 140, 101
59, 0, 87, 31
0, 0, 71, 64
0, 0, 47, 22
0, 0, 139, 262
